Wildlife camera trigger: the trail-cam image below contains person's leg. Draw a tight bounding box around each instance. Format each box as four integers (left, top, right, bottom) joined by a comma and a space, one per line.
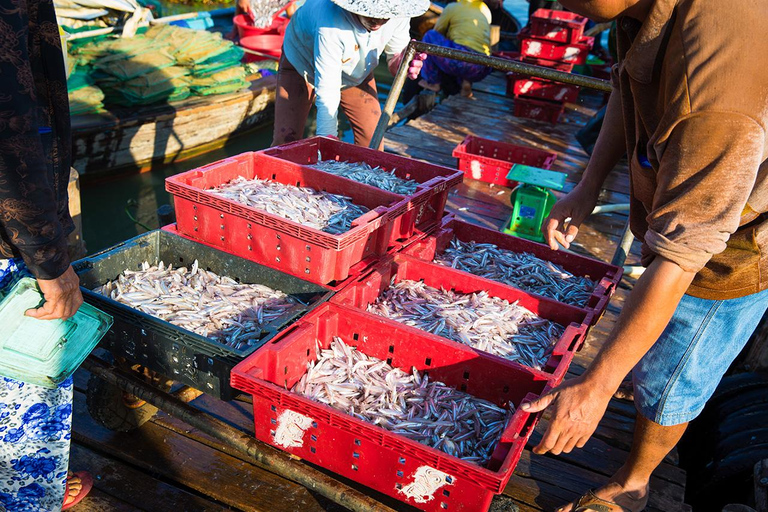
0, 376, 74, 511
338, 73, 381, 148
272, 55, 315, 146
558, 287, 768, 512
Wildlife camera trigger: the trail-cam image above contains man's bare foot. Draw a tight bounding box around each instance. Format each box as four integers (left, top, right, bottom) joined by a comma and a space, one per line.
556, 479, 650, 512
614, 377, 635, 401
64, 472, 83, 507
460, 80, 473, 98
418, 79, 441, 92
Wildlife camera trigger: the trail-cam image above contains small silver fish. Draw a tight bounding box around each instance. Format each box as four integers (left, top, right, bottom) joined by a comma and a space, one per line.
312, 153, 420, 196
292, 338, 513, 465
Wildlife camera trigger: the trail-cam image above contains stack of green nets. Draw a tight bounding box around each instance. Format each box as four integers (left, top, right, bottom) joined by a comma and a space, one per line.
67, 24, 249, 110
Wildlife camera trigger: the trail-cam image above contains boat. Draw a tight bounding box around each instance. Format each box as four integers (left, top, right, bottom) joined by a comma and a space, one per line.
66, 8, 279, 176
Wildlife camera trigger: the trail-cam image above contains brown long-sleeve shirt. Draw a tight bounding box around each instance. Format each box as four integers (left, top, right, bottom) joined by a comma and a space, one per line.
0, 0, 73, 279
615, 0, 768, 300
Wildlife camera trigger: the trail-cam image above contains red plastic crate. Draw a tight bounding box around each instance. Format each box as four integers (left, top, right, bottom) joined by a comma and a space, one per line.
530, 8, 588, 43
494, 51, 575, 74
507, 75, 580, 103
259, 137, 464, 241
514, 97, 566, 124
166, 152, 411, 285
331, 253, 591, 378
521, 35, 594, 65
231, 302, 556, 511
452, 135, 557, 187
400, 216, 623, 326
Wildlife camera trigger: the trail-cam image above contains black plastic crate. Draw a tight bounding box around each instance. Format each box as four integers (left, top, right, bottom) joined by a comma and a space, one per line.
73, 230, 334, 400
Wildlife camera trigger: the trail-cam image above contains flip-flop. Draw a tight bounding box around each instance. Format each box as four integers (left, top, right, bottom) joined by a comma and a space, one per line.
62, 471, 94, 510
572, 489, 633, 512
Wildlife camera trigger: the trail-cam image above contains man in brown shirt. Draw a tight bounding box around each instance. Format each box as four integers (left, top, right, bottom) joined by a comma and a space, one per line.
522, 0, 768, 510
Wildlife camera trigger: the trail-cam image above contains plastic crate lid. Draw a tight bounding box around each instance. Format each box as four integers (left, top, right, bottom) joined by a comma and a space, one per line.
506, 164, 567, 191
0, 278, 112, 388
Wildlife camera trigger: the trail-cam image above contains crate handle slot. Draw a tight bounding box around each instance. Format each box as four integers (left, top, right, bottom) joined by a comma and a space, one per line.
551, 323, 586, 356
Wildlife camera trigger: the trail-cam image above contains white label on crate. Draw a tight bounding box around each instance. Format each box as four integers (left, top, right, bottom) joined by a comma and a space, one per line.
564, 47, 579, 62
555, 87, 569, 101
399, 466, 455, 504
470, 160, 483, 180
525, 40, 542, 56
519, 80, 535, 94
546, 27, 565, 39
273, 409, 313, 448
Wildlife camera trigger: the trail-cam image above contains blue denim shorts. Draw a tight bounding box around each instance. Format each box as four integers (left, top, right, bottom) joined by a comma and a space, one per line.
633, 287, 768, 426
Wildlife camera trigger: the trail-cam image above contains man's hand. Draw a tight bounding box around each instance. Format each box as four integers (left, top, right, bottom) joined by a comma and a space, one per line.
521, 375, 614, 455
237, 0, 252, 18
407, 52, 427, 80
26, 266, 83, 321
542, 184, 600, 251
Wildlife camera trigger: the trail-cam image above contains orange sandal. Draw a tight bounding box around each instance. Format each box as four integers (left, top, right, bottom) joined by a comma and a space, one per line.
62, 471, 93, 510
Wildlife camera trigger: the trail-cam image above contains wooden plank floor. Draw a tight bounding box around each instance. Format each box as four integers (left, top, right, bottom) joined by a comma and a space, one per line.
67, 73, 688, 511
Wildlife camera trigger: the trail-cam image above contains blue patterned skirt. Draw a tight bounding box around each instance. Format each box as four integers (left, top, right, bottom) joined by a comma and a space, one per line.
0, 259, 72, 512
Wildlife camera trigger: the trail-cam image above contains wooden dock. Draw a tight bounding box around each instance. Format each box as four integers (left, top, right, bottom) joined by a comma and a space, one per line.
67, 73, 689, 512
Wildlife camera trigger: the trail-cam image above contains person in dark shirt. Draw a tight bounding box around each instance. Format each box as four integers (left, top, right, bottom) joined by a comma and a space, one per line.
0, 0, 92, 509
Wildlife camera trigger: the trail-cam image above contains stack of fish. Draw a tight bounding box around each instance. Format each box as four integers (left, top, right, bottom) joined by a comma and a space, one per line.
312, 156, 420, 195
209, 177, 369, 234
247, 0, 292, 28
367, 279, 564, 369
292, 338, 512, 465
94, 260, 296, 350
435, 238, 596, 307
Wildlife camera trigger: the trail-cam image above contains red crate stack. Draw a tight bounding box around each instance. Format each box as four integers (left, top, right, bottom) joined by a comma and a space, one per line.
505, 9, 593, 123
231, 302, 558, 511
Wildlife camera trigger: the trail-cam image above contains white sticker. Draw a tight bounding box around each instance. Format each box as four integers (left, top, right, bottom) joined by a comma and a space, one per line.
525, 40, 542, 56
399, 466, 454, 504
555, 88, 568, 101
563, 47, 579, 62
273, 409, 313, 448
546, 27, 564, 39
470, 160, 483, 180
519, 80, 534, 94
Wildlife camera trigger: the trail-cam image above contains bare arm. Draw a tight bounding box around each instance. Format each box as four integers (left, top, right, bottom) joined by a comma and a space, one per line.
543, 89, 626, 249
522, 256, 696, 454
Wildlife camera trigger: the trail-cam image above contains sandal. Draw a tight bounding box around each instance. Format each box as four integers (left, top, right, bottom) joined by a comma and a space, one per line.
62, 471, 93, 510
573, 489, 633, 512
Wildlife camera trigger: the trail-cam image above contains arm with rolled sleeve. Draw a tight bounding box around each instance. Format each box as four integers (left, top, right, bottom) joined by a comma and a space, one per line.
0, 12, 69, 280
313, 27, 345, 138
645, 112, 765, 272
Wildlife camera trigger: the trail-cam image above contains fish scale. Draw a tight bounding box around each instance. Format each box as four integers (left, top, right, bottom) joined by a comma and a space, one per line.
311, 153, 420, 195
94, 260, 296, 350
435, 238, 596, 307
209, 176, 369, 234
367, 279, 564, 370
292, 338, 512, 465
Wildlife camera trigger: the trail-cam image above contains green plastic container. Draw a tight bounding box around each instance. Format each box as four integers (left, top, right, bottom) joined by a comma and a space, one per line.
503, 165, 567, 243
0, 278, 112, 388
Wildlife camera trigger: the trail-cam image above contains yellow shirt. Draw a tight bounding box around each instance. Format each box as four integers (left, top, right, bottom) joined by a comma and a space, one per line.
434, 0, 492, 55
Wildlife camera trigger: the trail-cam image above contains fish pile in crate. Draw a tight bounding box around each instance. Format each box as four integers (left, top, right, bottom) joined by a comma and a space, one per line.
293, 337, 511, 464
367, 279, 564, 370
210, 176, 369, 234
502, 9, 593, 123
311, 157, 420, 195
436, 238, 596, 307
95, 260, 296, 350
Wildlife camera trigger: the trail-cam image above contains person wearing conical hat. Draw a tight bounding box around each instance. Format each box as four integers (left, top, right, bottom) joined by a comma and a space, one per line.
273, 0, 429, 148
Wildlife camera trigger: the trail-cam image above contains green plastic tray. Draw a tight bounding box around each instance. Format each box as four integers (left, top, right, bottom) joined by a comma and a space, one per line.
0, 278, 112, 388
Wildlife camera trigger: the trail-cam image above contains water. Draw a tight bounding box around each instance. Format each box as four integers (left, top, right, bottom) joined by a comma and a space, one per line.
79, 1, 532, 252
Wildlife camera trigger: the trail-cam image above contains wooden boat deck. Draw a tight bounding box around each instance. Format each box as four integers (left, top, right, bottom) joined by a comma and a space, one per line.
68, 73, 689, 511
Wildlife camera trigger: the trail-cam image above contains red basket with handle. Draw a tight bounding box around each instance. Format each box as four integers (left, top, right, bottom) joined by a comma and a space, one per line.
331, 253, 592, 379
452, 135, 557, 187
520, 34, 595, 65
513, 97, 566, 124
530, 8, 588, 43
507, 75, 580, 103
166, 152, 417, 285
231, 302, 557, 511
400, 215, 623, 326
259, 137, 463, 242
